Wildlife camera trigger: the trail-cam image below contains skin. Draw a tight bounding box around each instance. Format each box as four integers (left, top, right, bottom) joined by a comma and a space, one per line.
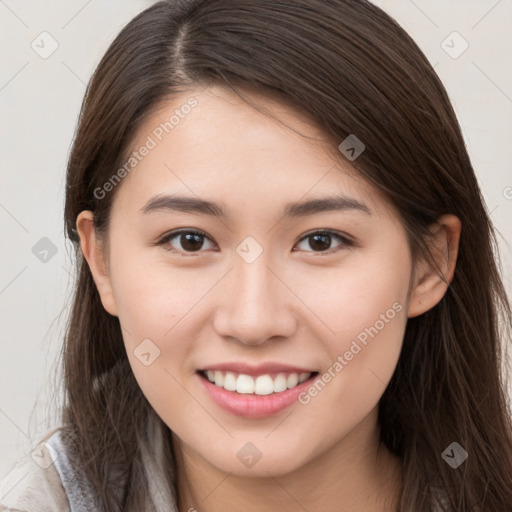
77, 84, 461, 512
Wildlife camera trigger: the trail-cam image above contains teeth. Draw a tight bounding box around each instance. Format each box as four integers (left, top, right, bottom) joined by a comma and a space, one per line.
214, 370, 224, 387
223, 372, 237, 391
298, 372, 310, 383
202, 370, 313, 395
273, 374, 287, 393
236, 374, 255, 394
256, 375, 274, 395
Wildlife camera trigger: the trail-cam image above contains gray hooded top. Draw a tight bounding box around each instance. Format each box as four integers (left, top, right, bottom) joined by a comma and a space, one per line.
0, 414, 178, 512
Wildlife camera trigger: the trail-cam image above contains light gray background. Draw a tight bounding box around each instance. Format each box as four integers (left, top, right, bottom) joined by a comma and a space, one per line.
1, 0, 511, 479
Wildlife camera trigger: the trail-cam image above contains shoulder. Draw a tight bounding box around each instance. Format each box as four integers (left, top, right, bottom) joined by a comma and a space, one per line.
0, 430, 70, 512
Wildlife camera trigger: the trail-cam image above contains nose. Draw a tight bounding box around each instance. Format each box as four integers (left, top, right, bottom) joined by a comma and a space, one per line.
213, 253, 297, 346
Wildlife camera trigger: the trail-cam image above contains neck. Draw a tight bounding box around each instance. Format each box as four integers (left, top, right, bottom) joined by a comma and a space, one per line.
172, 409, 403, 512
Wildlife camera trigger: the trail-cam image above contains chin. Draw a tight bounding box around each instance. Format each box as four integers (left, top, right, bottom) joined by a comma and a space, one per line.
196, 440, 314, 478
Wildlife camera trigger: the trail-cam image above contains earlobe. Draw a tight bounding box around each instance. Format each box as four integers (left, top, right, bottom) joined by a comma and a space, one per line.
75, 211, 118, 317
407, 214, 461, 318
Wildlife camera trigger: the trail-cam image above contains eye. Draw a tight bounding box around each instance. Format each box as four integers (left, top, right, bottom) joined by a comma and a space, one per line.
157, 229, 216, 255
294, 230, 353, 254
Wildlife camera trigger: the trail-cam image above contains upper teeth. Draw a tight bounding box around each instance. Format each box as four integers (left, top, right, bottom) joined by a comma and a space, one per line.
204, 370, 312, 395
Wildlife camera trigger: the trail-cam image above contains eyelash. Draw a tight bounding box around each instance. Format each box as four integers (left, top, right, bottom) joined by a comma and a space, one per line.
155, 229, 354, 256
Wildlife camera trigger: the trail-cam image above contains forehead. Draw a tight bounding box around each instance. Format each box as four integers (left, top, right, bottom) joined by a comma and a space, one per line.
110, 84, 391, 219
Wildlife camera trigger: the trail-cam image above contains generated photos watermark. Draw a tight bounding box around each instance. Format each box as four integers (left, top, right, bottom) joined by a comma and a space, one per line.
94, 96, 198, 200
298, 301, 403, 404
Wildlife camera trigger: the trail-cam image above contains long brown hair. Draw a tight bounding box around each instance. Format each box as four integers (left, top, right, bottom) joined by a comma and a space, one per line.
61, 1, 512, 510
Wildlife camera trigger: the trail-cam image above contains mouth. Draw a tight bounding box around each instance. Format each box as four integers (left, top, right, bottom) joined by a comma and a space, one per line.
196, 369, 320, 419
197, 369, 319, 396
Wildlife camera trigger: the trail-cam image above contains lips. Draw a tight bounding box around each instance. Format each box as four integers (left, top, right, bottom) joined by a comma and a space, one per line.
196, 362, 319, 418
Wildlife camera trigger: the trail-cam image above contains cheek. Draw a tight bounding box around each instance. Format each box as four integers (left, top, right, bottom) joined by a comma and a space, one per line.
326, 264, 409, 357
298, 244, 410, 346
109, 245, 207, 340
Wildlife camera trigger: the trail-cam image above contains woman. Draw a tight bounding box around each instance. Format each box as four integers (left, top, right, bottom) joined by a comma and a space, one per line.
1, 1, 511, 511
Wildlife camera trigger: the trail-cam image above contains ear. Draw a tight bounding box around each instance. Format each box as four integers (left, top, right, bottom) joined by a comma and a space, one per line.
75, 210, 118, 317
407, 214, 461, 318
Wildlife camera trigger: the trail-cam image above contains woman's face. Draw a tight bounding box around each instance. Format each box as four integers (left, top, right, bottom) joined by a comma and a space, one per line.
82, 84, 416, 476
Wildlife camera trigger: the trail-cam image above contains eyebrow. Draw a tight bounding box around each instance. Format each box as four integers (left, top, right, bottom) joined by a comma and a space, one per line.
140, 193, 371, 220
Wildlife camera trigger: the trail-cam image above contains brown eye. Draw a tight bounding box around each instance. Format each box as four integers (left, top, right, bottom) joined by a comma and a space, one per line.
295, 230, 353, 254
158, 230, 215, 254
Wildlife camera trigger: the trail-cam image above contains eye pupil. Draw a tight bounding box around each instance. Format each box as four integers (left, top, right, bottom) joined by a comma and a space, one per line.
181, 233, 204, 252
309, 233, 331, 251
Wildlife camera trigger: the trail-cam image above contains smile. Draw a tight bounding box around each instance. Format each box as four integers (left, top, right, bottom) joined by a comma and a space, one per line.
197, 369, 320, 419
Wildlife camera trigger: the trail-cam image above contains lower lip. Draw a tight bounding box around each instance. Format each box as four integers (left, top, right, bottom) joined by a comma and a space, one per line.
197, 372, 317, 419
